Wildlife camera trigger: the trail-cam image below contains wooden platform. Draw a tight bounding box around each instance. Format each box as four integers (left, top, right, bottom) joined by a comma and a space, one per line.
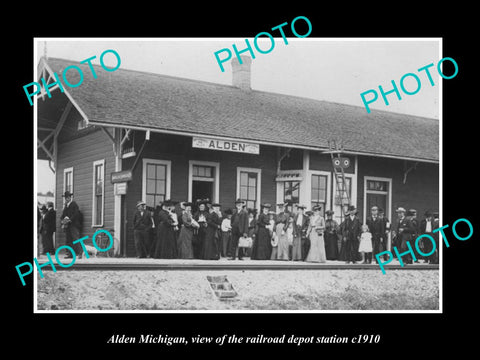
35, 255, 439, 271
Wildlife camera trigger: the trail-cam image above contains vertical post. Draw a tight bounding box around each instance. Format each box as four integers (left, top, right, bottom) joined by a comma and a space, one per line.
300, 150, 310, 207
52, 133, 57, 249
113, 128, 123, 255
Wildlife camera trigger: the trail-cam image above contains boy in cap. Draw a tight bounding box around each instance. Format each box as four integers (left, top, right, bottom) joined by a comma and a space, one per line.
221, 208, 233, 258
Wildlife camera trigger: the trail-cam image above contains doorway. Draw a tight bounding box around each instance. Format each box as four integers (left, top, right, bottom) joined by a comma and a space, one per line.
188, 161, 220, 208
364, 176, 392, 250
192, 180, 213, 204
363, 177, 392, 219
366, 193, 387, 215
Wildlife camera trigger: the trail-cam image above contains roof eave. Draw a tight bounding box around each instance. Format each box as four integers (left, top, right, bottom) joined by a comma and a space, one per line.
89, 120, 439, 164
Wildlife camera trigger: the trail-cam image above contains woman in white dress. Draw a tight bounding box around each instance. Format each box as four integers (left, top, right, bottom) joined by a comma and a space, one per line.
306, 205, 327, 263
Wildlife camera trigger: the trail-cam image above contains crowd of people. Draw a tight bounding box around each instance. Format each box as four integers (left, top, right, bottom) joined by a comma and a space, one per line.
37, 192, 439, 264
132, 198, 440, 264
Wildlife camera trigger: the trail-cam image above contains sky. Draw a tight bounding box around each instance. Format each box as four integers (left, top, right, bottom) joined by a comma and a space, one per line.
36, 38, 441, 194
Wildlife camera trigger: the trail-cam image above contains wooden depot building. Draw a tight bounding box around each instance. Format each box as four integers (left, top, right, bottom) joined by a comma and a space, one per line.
37, 55, 439, 256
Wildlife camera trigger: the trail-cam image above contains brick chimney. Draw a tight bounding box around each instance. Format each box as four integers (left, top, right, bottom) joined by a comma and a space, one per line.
231, 55, 251, 91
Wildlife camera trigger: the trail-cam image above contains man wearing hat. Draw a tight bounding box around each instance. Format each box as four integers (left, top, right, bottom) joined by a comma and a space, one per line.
377, 208, 391, 251
341, 205, 361, 264
292, 204, 308, 261
133, 200, 152, 258
60, 191, 82, 258
38, 205, 47, 254
366, 206, 387, 264
408, 209, 420, 262
392, 207, 415, 264
419, 210, 438, 264
228, 199, 249, 260
392, 207, 406, 249
40, 202, 56, 255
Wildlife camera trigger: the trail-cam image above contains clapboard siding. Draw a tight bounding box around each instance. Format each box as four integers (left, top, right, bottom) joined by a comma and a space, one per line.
55, 128, 115, 246
356, 155, 438, 222
122, 132, 278, 256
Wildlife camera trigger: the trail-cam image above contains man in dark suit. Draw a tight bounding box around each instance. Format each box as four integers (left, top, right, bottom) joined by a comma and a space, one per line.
228, 199, 249, 260
342, 205, 361, 264
366, 206, 386, 263
41, 202, 56, 254
60, 191, 81, 258
38, 205, 47, 254
392, 207, 416, 264
133, 200, 152, 258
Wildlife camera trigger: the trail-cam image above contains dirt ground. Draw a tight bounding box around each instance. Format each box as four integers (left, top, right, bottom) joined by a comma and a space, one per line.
36, 269, 439, 311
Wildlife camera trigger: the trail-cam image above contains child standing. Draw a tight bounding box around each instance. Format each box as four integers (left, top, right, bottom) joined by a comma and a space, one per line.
358, 224, 373, 264
221, 208, 233, 258
268, 210, 278, 260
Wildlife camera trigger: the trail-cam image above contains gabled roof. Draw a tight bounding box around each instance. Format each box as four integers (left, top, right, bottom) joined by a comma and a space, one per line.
40, 57, 439, 163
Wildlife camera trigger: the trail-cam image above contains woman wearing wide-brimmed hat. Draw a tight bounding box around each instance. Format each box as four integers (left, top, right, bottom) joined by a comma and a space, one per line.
324, 210, 339, 260
251, 203, 273, 260
305, 205, 326, 263
203, 203, 222, 260
153, 200, 178, 259
193, 199, 210, 259
292, 204, 308, 261
177, 202, 198, 259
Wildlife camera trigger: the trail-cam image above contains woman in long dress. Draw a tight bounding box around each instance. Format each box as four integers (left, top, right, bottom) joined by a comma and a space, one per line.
292, 205, 308, 261
324, 210, 339, 260
202, 203, 222, 260
193, 202, 209, 259
244, 208, 257, 258
251, 204, 273, 260
275, 203, 290, 261
153, 200, 177, 259
305, 205, 327, 263
177, 202, 198, 259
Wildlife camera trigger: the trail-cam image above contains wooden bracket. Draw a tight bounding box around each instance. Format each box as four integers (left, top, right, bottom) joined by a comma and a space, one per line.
403, 161, 419, 184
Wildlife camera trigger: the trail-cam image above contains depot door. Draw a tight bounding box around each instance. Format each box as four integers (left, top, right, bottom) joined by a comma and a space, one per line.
189, 162, 219, 211
366, 193, 387, 215
192, 181, 213, 204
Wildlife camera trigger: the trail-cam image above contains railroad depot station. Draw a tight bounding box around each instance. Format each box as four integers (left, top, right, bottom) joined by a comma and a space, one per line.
37, 55, 439, 259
